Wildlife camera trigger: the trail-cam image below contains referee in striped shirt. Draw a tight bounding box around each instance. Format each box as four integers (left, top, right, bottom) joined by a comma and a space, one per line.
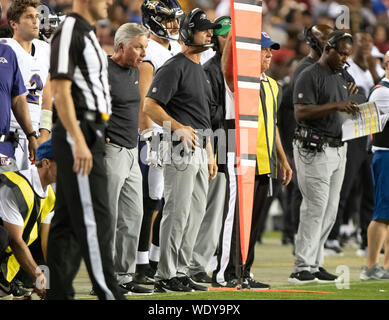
46, 0, 125, 300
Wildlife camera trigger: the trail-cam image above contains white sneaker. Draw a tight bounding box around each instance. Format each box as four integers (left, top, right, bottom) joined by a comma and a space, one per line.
360, 264, 389, 280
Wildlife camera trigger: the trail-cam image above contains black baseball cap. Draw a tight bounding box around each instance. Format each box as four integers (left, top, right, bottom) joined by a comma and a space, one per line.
192, 11, 222, 31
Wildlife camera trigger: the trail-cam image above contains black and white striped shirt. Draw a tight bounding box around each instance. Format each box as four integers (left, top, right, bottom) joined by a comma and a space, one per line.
50, 13, 111, 116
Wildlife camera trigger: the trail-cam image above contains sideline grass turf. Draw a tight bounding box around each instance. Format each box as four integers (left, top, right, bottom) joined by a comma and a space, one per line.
74, 231, 389, 301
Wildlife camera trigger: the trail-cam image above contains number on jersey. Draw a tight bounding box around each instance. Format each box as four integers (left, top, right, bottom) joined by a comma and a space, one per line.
26, 73, 43, 105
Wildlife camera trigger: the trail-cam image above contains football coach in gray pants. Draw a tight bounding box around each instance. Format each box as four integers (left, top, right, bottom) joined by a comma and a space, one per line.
144, 8, 219, 293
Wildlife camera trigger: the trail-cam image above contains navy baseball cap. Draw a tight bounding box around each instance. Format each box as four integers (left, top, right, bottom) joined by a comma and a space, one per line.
261, 32, 280, 50
192, 11, 222, 31
36, 139, 54, 161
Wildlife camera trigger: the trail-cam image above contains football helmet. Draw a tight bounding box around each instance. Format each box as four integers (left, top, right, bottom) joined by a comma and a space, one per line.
141, 0, 183, 40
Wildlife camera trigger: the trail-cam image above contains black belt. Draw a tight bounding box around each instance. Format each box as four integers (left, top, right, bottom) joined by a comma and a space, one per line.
0, 134, 12, 142
323, 136, 344, 148
0, 131, 19, 144
77, 110, 110, 124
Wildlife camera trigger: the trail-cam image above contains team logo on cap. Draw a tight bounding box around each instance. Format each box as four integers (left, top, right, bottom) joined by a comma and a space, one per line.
262, 32, 270, 38
200, 13, 207, 20
0, 57, 8, 64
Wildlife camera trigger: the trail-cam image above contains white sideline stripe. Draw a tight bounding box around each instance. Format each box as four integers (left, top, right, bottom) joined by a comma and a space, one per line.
236, 42, 262, 51
234, 3, 262, 13
216, 152, 237, 285
58, 17, 76, 74
66, 133, 115, 300
238, 81, 261, 90
239, 120, 258, 128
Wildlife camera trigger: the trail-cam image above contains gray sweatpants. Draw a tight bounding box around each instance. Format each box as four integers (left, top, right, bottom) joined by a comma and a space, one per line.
155, 146, 209, 281
190, 172, 226, 275
293, 143, 347, 273
104, 143, 143, 285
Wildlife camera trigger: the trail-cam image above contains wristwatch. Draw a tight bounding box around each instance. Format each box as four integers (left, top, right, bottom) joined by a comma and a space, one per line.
26, 131, 38, 139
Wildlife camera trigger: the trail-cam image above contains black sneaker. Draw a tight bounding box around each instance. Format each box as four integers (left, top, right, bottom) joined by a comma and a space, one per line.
0, 273, 27, 300
313, 267, 338, 283
212, 279, 240, 288
244, 277, 270, 290
154, 277, 194, 293
11, 279, 32, 300
120, 281, 153, 295
133, 272, 155, 285
288, 271, 317, 284
178, 276, 208, 291
191, 272, 212, 283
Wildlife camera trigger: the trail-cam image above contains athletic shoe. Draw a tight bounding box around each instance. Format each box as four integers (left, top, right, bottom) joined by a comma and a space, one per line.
178, 276, 208, 291
133, 272, 155, 285
244, 277, 270, 290
211, 278, 250, 289
0, 273, 27, 300
360, 264, 389, 280
211, 279, 239, 288
288, 271, 317, 284
313, 267, 338, 283
191, 272, 212, 284
154, 277, 194, 293
120, 281, 153, 295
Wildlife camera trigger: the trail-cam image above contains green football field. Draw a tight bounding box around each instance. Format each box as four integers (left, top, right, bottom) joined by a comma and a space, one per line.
73, 231, 389, 301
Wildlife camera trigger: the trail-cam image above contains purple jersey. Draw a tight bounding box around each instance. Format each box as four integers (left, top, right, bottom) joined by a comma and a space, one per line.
0, 43, 26, 158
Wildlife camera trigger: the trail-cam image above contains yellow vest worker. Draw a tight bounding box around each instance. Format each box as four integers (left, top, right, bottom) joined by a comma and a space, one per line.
0, 139, 56, 300
0, 171, 55, 282
257, 75, 280, 177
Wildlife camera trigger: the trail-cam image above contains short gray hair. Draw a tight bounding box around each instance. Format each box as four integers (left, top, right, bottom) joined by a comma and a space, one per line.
114, 23, 149, 52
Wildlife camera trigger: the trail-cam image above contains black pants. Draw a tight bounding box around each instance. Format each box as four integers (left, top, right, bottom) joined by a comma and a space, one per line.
245, 175, 269, 276
46, 120, 124, 300
213, 172, 269, 282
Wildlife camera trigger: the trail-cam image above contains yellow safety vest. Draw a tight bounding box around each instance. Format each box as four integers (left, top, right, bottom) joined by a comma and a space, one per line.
257, 76, 279, 176
0, 171, 55, 282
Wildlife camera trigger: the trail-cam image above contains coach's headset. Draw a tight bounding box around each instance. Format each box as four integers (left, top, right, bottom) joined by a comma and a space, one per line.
179, 8, 215, 48
210, 15, 231, 51
304, 26, 323, 57
326, 31, 353, 51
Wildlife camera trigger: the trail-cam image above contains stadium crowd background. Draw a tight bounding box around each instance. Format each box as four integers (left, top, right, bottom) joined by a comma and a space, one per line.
1, 0, 389, 83
1, 0, 389, 80
1, 0, 389, 243
1, 0, 389, 256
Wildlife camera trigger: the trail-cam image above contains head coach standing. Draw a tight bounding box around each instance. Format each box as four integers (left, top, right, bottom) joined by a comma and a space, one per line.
46, 0, 125, 300
289, 31, 359, 284
144, 8, 220, 293
103, 22, 152, 295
